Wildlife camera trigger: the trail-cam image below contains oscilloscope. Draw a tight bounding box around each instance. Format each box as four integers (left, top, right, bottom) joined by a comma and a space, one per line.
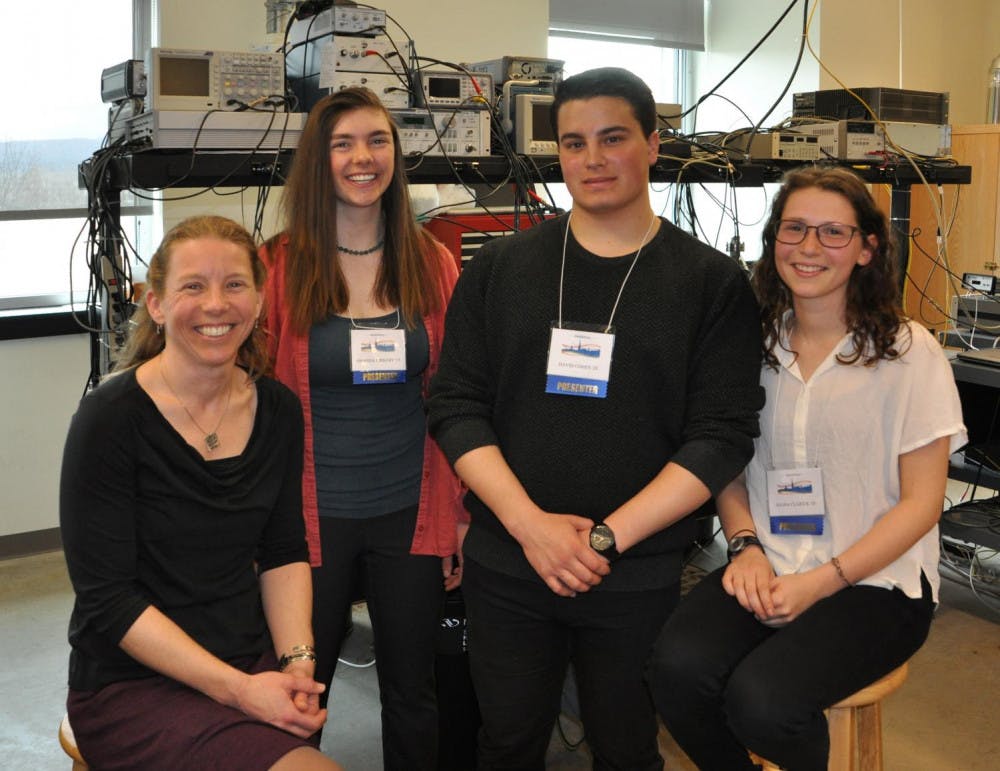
145, 48, 285, 112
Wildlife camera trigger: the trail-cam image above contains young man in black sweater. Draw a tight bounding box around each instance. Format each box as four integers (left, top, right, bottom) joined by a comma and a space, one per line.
427, 67, 764, 770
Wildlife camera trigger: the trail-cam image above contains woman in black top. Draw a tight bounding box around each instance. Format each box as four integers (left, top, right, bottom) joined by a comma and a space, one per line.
60, 215, 342, 771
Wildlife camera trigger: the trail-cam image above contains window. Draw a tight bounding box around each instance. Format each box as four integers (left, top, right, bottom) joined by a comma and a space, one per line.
0, 1, 149, 314
546, 34, 689, 215
548, 35, 684, 107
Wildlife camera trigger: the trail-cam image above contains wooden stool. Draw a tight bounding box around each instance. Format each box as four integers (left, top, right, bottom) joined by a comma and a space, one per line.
751, 662, 909, 771
58, 714, 89, 771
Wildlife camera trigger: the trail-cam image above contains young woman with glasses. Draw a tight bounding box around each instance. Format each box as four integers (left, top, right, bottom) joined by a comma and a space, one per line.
647, 166, 967, 770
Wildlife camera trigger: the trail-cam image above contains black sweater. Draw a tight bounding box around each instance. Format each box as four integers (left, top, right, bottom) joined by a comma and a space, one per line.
61, 369, 307, 690
427, 216, 764, 590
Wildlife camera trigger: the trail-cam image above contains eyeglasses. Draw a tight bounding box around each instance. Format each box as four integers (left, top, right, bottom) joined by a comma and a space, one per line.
775, 220, 861, 248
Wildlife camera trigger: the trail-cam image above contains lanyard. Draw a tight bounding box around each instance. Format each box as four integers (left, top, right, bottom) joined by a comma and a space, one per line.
556, 212, 658, 333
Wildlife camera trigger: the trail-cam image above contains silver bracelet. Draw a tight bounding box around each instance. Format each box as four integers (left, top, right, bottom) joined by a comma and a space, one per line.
279, 644, 316, 671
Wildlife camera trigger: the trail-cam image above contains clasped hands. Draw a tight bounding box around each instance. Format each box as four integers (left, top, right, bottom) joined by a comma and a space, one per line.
234, 661, 327, 739
517, 511, 611, 597
722, 548, 832, 627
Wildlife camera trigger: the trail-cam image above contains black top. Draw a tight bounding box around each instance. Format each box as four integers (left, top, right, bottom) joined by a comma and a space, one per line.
60, 368, 308, 691
427, 215, 764, 590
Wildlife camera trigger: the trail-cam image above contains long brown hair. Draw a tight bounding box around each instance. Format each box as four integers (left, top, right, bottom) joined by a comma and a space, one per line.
273, 87, 442, 333
753, 166, 907, 369
115, 215, 270, 378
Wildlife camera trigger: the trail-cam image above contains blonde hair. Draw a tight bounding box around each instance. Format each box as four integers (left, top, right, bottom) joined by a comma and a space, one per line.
115, 215, 270, 378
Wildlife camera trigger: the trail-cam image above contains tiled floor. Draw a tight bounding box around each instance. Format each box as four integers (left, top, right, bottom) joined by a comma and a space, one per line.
1, 535, 997, 770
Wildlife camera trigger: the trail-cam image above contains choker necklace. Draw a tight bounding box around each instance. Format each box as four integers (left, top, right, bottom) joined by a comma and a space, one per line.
337, 237, 385, 256
160, 361, 233, 452
350, 307, 401, 330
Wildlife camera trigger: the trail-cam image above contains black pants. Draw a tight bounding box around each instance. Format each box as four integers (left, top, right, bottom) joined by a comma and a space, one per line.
462, 558, 679, 771
647, 566, 934, 771
311, 506, 444, 771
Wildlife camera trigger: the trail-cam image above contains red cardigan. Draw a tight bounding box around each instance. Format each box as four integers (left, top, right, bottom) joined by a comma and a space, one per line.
260, 234, 466, 566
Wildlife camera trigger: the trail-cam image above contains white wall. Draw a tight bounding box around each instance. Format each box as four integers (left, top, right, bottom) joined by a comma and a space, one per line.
696, 0, 820, 133
0, 335, 89, 538
818, 0, 999, 126
688, 0, 821, 262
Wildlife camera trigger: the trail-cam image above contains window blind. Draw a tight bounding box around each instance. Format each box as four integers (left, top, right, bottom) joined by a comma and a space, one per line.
549, 0, 705, 51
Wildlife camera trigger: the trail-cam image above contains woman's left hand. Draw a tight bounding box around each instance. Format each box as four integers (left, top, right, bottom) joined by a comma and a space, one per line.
765, 569, 836, 625
233, 670, 327, 738
282, 658, 322, 716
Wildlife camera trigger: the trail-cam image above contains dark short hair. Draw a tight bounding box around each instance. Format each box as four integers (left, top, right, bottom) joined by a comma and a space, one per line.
551, 67, 657, 137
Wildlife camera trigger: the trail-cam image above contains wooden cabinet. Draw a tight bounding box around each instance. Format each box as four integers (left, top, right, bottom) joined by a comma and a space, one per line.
877, 125, 1000, 332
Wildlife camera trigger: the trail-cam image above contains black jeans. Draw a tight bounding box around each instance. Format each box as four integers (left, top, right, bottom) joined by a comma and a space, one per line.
311, 506, 444, 771
462, 558, 679, 771
647, 566, 934, 771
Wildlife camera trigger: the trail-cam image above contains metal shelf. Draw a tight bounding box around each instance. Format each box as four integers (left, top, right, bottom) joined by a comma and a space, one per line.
85, 148, 973, 191
79, 146, 972, 384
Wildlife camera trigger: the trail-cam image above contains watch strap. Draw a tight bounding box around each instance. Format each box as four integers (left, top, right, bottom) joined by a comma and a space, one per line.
727, 533, 763, 561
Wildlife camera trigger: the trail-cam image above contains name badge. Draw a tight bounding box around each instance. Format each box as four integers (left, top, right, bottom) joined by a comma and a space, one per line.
545, 326, 614, 398
766, 467, 825, 535
350, 328, 407, 384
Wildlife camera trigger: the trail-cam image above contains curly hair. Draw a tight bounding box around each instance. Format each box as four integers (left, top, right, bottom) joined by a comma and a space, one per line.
115, 215, 270, 378
271, 87, 442, 333
752, 166, 908, 370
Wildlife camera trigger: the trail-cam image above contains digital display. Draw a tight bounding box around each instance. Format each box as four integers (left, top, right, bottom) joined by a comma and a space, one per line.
160, 57, 210, 97
428, 77, 461, 99
513, 93, 556, 154
532, 102, 555, 142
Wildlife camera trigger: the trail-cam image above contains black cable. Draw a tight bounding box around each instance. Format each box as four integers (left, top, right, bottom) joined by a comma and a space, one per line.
683, 0, 802, 126
127, 105, 292, 201
75, 143, 145, 387
78, 100, 295, 386
741, 0, 810, 159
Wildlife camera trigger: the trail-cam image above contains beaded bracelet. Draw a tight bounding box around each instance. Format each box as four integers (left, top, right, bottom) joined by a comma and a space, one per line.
279, 644, 317, 671
831, 556, 852, 587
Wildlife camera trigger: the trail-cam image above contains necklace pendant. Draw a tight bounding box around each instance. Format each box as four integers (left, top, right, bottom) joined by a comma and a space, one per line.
204, 432, 220, 451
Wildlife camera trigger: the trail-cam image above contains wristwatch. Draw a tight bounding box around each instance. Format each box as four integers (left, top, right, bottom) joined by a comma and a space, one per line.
589, 523, 620, 561
726, 533, 763, 561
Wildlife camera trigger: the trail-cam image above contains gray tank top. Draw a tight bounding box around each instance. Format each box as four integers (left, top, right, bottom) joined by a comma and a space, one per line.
308, 311, 429, 518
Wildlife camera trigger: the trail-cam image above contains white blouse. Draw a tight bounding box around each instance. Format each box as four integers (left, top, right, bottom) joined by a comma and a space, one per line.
747, 319, 967, 601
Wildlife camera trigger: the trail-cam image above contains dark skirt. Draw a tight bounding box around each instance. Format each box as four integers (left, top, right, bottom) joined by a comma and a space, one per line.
67, 651, 317, 771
